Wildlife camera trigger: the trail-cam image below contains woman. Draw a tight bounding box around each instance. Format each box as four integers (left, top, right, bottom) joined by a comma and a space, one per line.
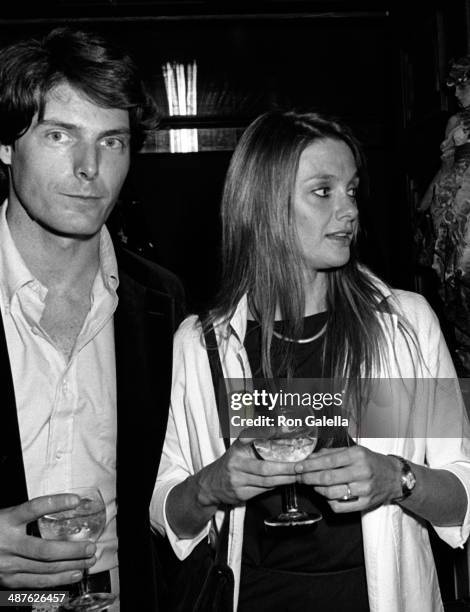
419, 56, 470, 375
152, 111, 470, 612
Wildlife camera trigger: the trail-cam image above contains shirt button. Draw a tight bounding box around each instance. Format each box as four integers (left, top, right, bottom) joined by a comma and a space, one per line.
55, 451, 63, 460
31, 327, 40, 335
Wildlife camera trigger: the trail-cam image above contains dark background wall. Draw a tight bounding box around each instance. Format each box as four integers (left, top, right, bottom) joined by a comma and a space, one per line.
0, 1, 468, 313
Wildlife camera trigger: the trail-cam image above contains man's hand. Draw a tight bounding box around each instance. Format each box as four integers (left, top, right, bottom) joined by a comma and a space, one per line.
294, 446, 401, 513
0, 494, 97, 589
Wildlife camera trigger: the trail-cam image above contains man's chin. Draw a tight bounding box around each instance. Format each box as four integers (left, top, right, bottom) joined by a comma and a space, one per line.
36, 218, 103, 241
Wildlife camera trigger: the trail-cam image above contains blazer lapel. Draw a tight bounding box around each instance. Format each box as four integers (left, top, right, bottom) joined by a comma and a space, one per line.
0, 310, 28, 509
114, 269, 174, 611
114, 275, 173, 499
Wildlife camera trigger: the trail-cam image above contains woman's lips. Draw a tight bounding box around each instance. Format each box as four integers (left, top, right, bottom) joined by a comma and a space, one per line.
326, 231, 353, 244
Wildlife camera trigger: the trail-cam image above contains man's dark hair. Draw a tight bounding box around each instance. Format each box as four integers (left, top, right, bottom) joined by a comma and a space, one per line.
0, 27, 158, 151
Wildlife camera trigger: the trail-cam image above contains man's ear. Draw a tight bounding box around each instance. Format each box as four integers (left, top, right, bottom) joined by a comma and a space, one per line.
0, 144, 12, 166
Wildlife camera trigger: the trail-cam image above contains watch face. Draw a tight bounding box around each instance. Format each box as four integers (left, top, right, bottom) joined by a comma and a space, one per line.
404, 471, 416, 490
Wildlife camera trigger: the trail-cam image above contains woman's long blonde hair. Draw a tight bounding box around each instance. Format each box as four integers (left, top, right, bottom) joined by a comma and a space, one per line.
204, 111, 415, 426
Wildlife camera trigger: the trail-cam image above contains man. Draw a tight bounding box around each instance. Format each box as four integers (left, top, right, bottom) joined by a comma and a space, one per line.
0, 28, 183, 610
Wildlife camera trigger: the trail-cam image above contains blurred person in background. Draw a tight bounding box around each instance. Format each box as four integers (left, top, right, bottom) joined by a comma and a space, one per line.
419, 55, 470, 376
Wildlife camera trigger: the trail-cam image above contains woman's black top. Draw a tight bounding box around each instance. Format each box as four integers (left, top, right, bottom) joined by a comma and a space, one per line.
238, 313, 369, 612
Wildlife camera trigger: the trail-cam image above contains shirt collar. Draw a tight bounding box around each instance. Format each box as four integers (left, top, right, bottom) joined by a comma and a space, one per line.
98, 224, 119, 293
0, 200, 37, 307
0, 199, 119, 307
227, 294, 248, 343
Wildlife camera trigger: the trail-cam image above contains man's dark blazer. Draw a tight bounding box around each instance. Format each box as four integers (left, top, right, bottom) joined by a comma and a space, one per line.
0, 244, 185, 611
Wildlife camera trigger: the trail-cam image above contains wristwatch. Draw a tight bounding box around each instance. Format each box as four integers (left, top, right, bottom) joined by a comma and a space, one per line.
388, 455, 416, 502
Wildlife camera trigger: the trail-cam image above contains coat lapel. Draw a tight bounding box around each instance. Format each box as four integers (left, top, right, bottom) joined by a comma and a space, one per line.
114, 268, 174, 611
0, 310, 28, 509
114, 271, 173, 500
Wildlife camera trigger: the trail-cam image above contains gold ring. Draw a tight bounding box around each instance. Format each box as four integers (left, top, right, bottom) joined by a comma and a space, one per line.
341, 484, 353, 501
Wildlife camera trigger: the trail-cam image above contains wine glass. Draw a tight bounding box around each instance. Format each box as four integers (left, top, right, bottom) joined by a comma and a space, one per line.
253, 424, 322, 527
38, 487, 116, 612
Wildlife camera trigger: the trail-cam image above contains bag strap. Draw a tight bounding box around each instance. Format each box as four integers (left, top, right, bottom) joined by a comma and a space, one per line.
202, 319, 231, 565
203, 322, 230, 451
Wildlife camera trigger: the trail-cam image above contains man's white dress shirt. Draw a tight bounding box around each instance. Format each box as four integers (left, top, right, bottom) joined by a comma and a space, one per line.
0, 201, 119, 582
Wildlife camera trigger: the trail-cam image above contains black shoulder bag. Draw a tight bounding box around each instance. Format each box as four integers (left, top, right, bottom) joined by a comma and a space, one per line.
161, 322, 235, 612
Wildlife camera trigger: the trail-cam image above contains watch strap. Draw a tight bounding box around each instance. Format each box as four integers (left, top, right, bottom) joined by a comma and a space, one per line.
388, 454, 416, 503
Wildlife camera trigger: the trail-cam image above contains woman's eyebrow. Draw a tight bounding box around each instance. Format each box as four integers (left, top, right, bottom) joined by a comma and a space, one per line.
303, 173, 335, 181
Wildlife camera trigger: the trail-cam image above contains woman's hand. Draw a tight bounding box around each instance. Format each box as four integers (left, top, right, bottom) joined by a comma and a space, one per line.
166, 439, 298, 538
294, 445, 402, 513
196, 438, 298, 507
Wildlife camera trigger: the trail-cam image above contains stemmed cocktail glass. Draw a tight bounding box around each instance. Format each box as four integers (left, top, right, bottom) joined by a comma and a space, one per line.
253, 424, 322, 527
38, 487, 115, 612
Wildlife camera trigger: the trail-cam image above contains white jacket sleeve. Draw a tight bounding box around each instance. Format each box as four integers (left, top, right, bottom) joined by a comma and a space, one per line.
150, 317, 212, 559
412, 294, 470, 547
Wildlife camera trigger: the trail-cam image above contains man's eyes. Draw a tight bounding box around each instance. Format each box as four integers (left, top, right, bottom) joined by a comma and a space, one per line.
45, 131, 72, 144
100, 137, 127, 150
43, 132, 128, 150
